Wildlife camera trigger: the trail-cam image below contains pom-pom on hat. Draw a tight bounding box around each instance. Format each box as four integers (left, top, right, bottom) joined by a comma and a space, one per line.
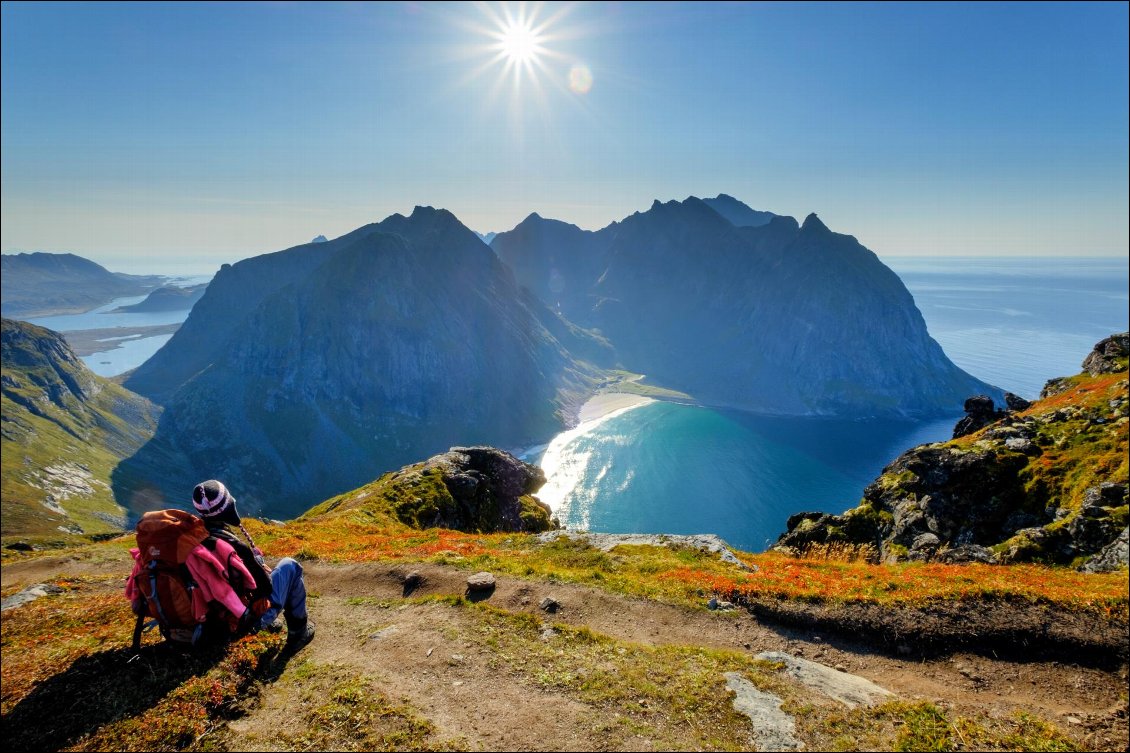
192, 480, 238, 523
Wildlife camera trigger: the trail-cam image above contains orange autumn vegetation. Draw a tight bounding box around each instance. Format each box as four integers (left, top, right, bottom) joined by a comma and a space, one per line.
240, 517, 1128, 621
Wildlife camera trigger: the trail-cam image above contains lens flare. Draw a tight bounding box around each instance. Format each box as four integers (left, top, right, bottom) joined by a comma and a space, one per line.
568, 63, 593, 94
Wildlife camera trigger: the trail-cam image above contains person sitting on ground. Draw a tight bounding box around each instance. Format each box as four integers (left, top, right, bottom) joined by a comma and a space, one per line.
191, 479, 316, 652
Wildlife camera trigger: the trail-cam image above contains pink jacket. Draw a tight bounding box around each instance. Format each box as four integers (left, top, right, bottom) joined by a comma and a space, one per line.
126, 535, 256, 621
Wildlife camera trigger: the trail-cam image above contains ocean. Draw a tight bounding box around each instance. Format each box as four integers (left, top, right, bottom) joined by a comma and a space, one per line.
27, 275, 211, 377
535, 256, 1130, 552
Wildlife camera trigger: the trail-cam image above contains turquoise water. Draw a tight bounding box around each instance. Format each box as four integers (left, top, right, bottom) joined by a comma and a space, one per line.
537, 257, 1129, 552
536, 402, 954, 552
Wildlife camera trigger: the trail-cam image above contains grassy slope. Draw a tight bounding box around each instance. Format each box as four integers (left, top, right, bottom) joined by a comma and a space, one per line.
1, 321, 160, 546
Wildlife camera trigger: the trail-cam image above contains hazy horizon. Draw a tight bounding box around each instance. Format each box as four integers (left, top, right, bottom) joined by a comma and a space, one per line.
3, 2, 1128, 273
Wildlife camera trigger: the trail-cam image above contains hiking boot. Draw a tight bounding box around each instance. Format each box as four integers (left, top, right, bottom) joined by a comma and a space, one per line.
284, 615, 315, 653
260, 613, 285, 634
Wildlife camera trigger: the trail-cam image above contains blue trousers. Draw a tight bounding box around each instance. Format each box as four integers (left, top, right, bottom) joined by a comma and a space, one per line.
258, 557, 308, 627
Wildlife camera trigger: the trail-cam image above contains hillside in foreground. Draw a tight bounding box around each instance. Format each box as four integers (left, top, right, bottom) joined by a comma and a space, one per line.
1, 336, 1127, 752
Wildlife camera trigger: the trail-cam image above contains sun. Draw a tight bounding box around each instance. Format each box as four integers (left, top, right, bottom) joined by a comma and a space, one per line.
497, 17, 543, 66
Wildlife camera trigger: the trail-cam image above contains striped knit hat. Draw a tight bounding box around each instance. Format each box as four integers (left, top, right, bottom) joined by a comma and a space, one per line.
192, 479, 237, 521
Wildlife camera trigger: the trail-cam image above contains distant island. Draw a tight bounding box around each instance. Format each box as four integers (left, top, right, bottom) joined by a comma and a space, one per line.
0, 252, 164, 318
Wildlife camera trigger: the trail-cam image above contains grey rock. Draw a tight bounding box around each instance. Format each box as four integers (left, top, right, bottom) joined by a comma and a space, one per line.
539, 596, 560, 613
708, 596, 720, 610
911, 532, 940, 551
537, 531, 756, 571
1081, 333, 1129, 376
1004, 392, 1032, 411
723, 671, 802, 751
466, 572, 496, 592
1, 583, 65, 612
953, 395, 1007, 439
757, 651, 894, 709
1080, 527, 1129, 573
1004, 437, 1033, 452
935, 544, 997, 564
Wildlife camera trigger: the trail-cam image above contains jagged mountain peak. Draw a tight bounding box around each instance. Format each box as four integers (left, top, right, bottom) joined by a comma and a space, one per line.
801, 212, 830, 234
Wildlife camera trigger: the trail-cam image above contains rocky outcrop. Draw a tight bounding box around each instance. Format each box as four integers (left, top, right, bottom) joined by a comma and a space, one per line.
775, 335, 1129, 567
952, 395, 1008, 438
952, 392, 1034, 438
302, 446, 556, 534
1082, 332, 1129, 375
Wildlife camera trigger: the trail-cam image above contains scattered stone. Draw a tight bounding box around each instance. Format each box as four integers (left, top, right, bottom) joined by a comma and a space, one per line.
540, 626, 557, 642
539, 596, 560, 613
708, 597, 720, 610
1004, 437, 1033, 452
723, 672, 802, 751
756, 651, 894, 708
402, 570, 424, 591
466, 572, 496, 592
1, 583, 64, 612
368, 626, 397, 641
536, 531, 756, 571
4, 541, 34, 552
450, 654, 464, 663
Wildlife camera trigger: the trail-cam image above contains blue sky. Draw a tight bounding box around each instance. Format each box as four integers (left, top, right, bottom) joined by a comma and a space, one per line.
2, 1, 1127, 273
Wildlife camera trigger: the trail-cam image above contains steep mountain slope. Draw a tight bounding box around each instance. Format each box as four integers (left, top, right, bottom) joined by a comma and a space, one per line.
116, 208, 605, 519
776, 334, 1129, 568
0, 319, 160, 544
1, 252, 162, 318
493, 196, 996, 417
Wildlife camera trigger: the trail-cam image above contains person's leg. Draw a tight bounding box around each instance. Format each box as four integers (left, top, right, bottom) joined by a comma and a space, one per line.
266, 557, 314, 650
258, 558, 309, 632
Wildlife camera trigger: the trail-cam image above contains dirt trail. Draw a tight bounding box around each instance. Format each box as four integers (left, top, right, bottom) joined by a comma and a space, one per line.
3, 556, 1127, 750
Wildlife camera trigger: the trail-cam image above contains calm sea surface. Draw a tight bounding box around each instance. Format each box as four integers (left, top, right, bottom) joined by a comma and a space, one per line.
27, 275, 211, 377
535, 256, 1129, 552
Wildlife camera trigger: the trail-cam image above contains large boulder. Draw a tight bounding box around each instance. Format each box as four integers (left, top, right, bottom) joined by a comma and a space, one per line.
1081, 332, 1129, 376
952, 395, 1008, 438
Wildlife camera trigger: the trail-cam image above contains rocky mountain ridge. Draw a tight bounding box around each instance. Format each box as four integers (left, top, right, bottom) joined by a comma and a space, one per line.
491, 195, 999, 417
115, 207, 606, 519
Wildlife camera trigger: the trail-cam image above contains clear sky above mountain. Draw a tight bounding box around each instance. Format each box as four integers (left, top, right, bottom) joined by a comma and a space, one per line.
2, 2, 1127, 274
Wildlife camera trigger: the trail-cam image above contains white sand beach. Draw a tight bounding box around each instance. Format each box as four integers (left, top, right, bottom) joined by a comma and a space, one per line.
577, 392, 655, 423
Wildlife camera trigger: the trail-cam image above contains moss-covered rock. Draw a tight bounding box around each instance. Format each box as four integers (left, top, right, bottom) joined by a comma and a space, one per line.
302, 446, 556, 534
775, 334, 1129, 568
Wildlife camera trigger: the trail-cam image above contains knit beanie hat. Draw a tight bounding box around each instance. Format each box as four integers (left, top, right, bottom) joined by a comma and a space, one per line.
192, 480, 240, 525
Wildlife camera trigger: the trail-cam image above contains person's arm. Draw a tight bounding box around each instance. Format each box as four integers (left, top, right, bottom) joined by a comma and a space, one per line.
185, 543, 249, 619
124, 548, 144, 613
